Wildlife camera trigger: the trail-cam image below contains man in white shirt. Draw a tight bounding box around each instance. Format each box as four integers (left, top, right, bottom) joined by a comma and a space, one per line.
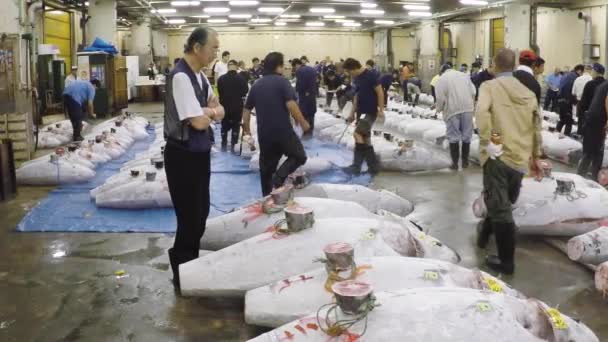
64, 66, 78, 88
213, 50, 230, 84
572, 64, 593, 103
435, 63, 476, 170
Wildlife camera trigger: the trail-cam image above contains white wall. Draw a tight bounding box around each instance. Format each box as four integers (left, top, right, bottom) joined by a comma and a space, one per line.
537, 5, 607, 72
152, 30, 168, 57
168, 27, 373, 68
391, 28, 416, 66
1, 0, 22, 34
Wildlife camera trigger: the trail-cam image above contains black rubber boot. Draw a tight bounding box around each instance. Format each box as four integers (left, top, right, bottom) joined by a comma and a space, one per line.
364, 145, 380, 175
461, 143, 470, 169
168, 248, 182, 292
449, 143, 460, 170
485, 221, 515, 275
476, 218, 493, 249
220, 133, 228, 152
414, 94, 420, 106
343, 143, 366, 175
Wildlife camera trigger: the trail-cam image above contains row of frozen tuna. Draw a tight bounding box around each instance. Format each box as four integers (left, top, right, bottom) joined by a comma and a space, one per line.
175, 187, 598, 341
37, 121, 90, 149
16, 115, 150, 186
564, 226, 608, 296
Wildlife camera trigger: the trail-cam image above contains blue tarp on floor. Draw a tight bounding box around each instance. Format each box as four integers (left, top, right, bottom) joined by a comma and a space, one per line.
17, 125, 370, 233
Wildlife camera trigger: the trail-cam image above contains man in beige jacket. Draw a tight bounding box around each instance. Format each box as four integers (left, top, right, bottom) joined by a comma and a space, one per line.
475, 48, 543, 275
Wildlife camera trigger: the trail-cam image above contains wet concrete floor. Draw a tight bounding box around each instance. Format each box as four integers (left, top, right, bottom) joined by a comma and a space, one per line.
0, 102, 606, 341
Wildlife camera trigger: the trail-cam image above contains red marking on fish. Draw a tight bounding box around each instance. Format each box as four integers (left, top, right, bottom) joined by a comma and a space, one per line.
294, 325, 307, 335
242, 203, 265, 223
278, 275, 315, 293
284, 331, 294, 340
344, 333, 360, 342
306, 323, 318, 331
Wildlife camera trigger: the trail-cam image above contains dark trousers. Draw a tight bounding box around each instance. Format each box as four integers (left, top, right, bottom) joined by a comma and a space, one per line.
221, 117, 241, 147
556, 99, 574, 136
481, 159, 523, 266
164, 143, 211, 281
578, 150, 604, 181
259, 132, 307, 196
544, 89, 558, 111
64, 95, 83, 140
577, 109, 587, 135
326, 92, 335, 107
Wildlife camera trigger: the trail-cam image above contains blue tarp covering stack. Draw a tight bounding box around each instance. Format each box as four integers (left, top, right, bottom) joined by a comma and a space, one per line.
83, 38, 119, 55
17, 125, 370, 233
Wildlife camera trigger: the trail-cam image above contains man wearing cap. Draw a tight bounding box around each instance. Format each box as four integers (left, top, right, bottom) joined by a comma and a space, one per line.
435, 63, 476, 170
63, 79, 99, 141
513, 50, 541, 105
292, 58, 318, 136
544, 68, 562, 112
64, 66, 79, 88
557, 65, 585, 135
217, 59, 249, 152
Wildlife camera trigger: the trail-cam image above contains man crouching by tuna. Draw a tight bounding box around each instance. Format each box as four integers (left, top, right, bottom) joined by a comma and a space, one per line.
475, 48, 544, 275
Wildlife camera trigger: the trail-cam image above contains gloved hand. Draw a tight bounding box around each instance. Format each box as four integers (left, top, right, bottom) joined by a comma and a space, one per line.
486, 141, 503, 160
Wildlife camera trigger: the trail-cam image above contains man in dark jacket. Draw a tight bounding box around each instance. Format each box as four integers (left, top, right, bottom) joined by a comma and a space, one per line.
472, 63, 494, 100
378, 71, 394, 106
292, 58, 318, 136
513, 50, 541, 105
578, 63, 606, 180
324, 70, 342, 108
577, 63, 606, 135
217, 60, 249, 152
557, 64, 585, 135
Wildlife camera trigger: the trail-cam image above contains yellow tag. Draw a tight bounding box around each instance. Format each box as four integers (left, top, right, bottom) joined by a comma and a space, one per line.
418, 233, 426, 240
547, 308, 568, 330
477, 302, 492, 312
423, 270, 439, 281
362, 230, 377, 240
115, 270, 126, 276
483, 277, 503, 293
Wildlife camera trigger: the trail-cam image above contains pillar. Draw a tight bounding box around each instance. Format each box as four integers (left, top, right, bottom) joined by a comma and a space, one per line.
131, 17, 153, 74
87, 0, 117, 45
504, 3, 531, 52
417, 20, 440, 92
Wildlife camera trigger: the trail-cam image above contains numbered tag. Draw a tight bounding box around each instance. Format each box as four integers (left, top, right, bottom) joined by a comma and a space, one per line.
483, 277, 503, 293
423, 270, 439, 281
361, 229, 377, 240
476, 301, 492, 313
547, 308, 568, 330
418, 233, 426, 240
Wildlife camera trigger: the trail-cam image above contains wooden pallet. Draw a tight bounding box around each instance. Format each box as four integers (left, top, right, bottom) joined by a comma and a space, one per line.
0, 112, 34, 163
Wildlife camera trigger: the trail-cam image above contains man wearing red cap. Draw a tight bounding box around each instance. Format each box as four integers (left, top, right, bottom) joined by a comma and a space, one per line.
513, 50, 541, 105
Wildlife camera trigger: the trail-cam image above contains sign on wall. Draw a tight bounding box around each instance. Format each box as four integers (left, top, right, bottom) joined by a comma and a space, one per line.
428, 59, 435, 70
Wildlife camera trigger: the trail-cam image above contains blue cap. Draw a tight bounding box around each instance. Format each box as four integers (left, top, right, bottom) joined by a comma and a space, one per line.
593, 63, 605, 75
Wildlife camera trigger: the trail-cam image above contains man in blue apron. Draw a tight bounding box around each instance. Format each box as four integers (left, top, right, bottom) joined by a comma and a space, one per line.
164, 27, 225, 292
243, 52, 310, 196
292, 58, 317, 137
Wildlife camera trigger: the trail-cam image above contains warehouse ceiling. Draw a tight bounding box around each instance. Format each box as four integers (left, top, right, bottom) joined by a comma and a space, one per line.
53, 0, 577, 29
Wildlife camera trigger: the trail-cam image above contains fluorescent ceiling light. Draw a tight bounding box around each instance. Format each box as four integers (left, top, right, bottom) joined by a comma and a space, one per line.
154, 8, 177, 13
310, 7, 335, 14
361, 2, 377, 8
280, 14, 300, 18
190, 15, 210, 18
375, 20, 395, 25
84, 1, 89, 6
229, 14, 252, 18
229, 1, 259, 6
251, 18, 272, 23
324, 15, 345, 19
408, 11, 432, 17
460, 0, 488, 5
360, 9, 384, 15
277, 18, 300, 22
207, 18, 228, 23
306, 21, 325, 27
343, 22, 361, 27
275, 22, 287, 26
171, 1, 200, 7
204, 7, 230, 13
335, 19, 354, 23
166, 19, 186, 24
258, 7, 284, 13
404, 4, 430, 10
